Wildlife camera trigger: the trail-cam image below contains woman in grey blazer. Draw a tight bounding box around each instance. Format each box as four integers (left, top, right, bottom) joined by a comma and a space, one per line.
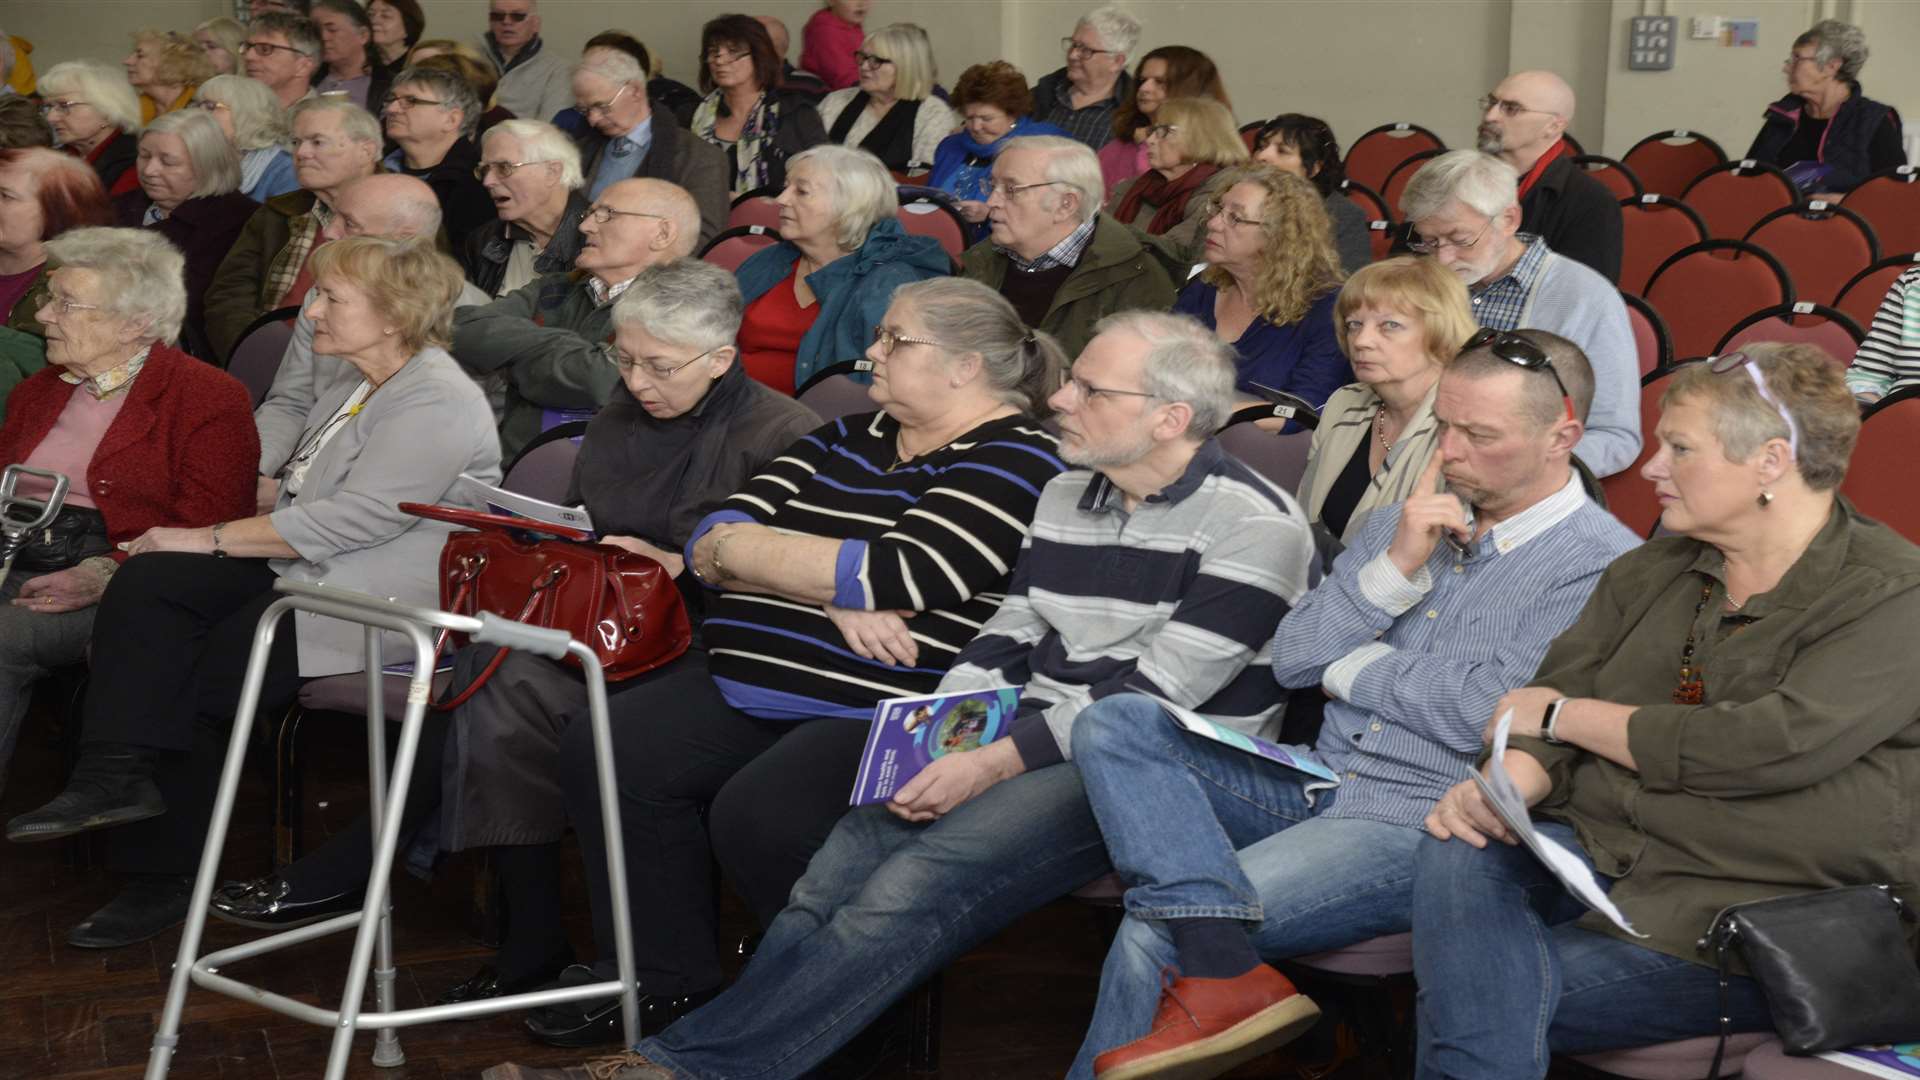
6, 236, 501, 949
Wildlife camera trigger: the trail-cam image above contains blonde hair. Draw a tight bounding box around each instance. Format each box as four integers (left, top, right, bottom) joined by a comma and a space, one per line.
130, 30, 217, 88
1200, 165, 1343, 327
38, 60, 144, 135
193, 18, 248, 69
861, 24, 936, 102
1333, 255, 1477, 367
1152, 97, 1247, 168
1661, 343, 1860, 490
308, 235, 464, 353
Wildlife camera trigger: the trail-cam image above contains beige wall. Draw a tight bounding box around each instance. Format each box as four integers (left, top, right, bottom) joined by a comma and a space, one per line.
5, 0, 1914, 161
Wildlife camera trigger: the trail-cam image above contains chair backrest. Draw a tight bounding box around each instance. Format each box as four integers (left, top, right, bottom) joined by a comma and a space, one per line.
226, 305, 301, 406
1572, 154, 1643, 201
1599, 367, 1685, 537
1338, 178, 1390, 225
700, 224, 781, 273
1216, 418, 1315, 494
1643, 240, 1794, 360
1681, 159, 1801, 240
1841, 387, 1920, 543
896, 195, 970, 262
1741, 202, 1880, 306
1380, 148, 1443, 221
1239, 119, 1266, 154
1619, 194, 1709, 296
1621, 129, 1728, 199
502, 430, 583, 500
1620, 291, 1673, 377
1713, 302, 1864, 364
726, 186, 782, 231
1839, 165, 1920, 257
1342, 122, 1445, 194
1833, 254, 1920, 332
795, 358, 875, 422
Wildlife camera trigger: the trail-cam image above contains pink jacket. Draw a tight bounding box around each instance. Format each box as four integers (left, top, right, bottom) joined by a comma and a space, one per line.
802, 7, 864, 91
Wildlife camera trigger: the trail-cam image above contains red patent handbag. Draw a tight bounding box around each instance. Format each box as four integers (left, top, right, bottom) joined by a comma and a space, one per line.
399, 502, 692, 709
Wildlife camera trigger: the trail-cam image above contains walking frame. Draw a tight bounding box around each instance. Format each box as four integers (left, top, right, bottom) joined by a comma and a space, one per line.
143, 579, 642, 1080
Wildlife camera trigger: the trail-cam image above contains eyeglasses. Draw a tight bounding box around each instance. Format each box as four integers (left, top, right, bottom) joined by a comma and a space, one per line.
487, 10, 530, 23
1782, 53, 1820, 68
585, 204, 668, 224
1709, 352, 1801, 461
43, 294, 100, 316
1407, 220, 1492, 255
581, 83, 629, 117
1061, 373, 1158, 405
1477, 94, 1555, 119
1463, 327, 1575, 422
871, 326, 946, 356
37, 100, 90, 117
704, 47, 750, 65
984, 178, 1065, 199
853, 52, 894, 70
1061, 37, 1113, 59
1205, 201, 1264, 230
474, 159, 550, 181
242, 40, 309, 58
1143, 124, 1180, 140
605, 344, 714, 379
381, 92, 444, 110
191, 99, 230, 113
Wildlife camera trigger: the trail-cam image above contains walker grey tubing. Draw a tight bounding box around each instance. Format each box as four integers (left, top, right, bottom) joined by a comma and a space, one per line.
143, 581, 641, 1080
474, 610, 573, 658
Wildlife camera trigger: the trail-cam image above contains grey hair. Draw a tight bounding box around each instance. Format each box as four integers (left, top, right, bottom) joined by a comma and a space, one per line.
289, 95, 382, 149
38, 60, 144, 135
892, 277, 1067, 417
1003, 134, 1103, 225
786, 144, 899, 250
1661, 342, 1860, 491
1092, 310, 1238, 438
484, 119, 583, 190
194, 74, 288, 151
141, 110, 242, 198
1400, 149, 1518, 223
861, 24, 936, 102
391, 65, 481, 139
610, 259, 744, 354
1797, 19, 1868, 82
1451, 328, 1596, 429
45, 226, 187, 344
252, 13, 322, 61
575, 49, 645, 88
1078, 6, 1142, 58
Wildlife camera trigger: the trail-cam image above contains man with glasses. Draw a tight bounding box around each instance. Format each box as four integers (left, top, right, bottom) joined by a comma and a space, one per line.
1069, 327, 1640, 1080
1399, 149, 1640, 478
452, 177, 701, 457
381, 65, 494, 247
1031, 5, 1140, 150
480, 0, 573, 127
570, 49, 727, 246
961, 135, 1174, 357
486, 311, 1316, 1080
1476, 70, 1621, 283
242, 12, 322, 111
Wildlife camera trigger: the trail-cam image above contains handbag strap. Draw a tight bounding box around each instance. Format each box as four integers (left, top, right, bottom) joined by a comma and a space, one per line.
432, 561, 569, 711
1701, 911, 1741, 1080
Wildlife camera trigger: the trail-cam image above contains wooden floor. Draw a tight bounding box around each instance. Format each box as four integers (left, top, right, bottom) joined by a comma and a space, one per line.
0, 697, 1401, 1080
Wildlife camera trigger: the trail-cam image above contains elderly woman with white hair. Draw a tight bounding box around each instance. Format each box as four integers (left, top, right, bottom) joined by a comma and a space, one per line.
0, 226, 256, 801
733, 143, 950, 394
464, 118, 589, 297
1747, 18, 1905, 194
36, 60, 145, 196
6, 236, 499, 949
191, 73, 297, 202
113, 111, 260, 360
814, 23, 958, 173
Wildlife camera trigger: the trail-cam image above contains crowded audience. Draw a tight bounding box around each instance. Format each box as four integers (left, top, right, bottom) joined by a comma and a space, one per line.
38, 60, 144, 195
190, 74, 299, 202
1099, 45, 1229, 192
463, 118, 588, 297
123, 31, 214, 123
569, 47, 728, 245
241, 12, 321, 111
1251, 113, 1372, 272
379, 64, 491, 245
813, 23, 956, 172
1106, 95, 1248, 256
0, 147, 113, 337
691, 14, 826, 196
927, 61, 1068, 226
1477, 69, 1621, 282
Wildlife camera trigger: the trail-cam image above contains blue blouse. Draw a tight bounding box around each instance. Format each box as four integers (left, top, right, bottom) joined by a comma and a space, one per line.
1174, 278, 1352, 410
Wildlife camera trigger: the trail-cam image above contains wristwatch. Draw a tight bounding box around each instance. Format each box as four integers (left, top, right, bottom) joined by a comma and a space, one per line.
1541, 697, 1570, 744
211, 522, 228, 559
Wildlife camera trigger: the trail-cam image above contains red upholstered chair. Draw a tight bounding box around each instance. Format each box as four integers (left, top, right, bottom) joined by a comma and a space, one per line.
1742, 202, 1880, 305
1366, 218, 1396, 262
1833, 254, 1920, 333
1343, 122, 1445, 194
700, 225, 781, 273
1561, 131, 1585, 156
1239, 119, 1266, 153
1618, 194, 1708, 296
1381, 148, 1443, 221
1836, 164, 1920, 257
1573, 154, 1644, 201
726, 187, 782, 231
1621, 129, 1727, 199
1601, 367, 1685, 538
1841, 387, 1920, 543
896, 194, 970, 263
1339, 178, 1390, 225
1713, 302, 1863, 364
1643, 240, 1793, 360
1570, 1033, 1775, 1079
1622, 292, 1674, 377
1681, 159, 1801, 240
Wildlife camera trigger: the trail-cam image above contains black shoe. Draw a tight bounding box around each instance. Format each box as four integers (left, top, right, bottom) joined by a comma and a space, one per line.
67, 874, 191, 949
7, 744, 164, 843
210, 874, 364, 930
523, 966, 718, 1049
435, 951, 574, 1010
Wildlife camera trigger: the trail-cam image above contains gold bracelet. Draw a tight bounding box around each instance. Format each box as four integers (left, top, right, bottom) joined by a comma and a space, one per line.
708, 530, 735, 584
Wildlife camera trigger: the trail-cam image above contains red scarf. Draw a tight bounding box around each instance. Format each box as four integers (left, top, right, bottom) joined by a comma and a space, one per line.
1515, 137, 1569, 201
1112, 162, 1221, 236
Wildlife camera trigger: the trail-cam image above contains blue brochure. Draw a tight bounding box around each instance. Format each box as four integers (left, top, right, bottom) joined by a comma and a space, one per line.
849, 686, 1020, 806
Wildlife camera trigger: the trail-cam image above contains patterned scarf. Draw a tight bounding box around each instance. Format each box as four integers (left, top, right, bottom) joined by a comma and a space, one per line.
60, 345, 150, 399
693, 91, 783, 194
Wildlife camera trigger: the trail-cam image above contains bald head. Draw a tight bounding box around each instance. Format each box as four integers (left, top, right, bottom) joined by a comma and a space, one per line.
1478, 69, 1575, 169
755, 15, 791, 59
323, 174, 443, 241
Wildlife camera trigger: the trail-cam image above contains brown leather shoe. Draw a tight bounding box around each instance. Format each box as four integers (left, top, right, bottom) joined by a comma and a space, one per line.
1092, 964, 1321, 1080
480, 1051, 678, 1080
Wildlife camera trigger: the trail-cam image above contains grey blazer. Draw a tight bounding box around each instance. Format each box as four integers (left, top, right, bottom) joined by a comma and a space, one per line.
266, 345, 503, 675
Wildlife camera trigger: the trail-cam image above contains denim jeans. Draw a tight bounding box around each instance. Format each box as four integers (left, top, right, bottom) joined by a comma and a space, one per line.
1067, 694, 1425, 1079
1411, 822, 1776, 1079
636, 762, 1113, 1080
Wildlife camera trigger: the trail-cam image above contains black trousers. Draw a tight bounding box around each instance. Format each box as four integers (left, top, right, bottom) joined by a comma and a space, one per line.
84, 553, 303, 876
557, 650, 871, 996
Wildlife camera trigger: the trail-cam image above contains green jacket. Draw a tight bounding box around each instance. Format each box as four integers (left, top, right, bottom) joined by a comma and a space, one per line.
960, 214, 1176, 359
0, 326, 46, 423
1514, 498, 1920, 970
3, 267, 48, 339
450, 271, 621, 460
203, 189, 316, 361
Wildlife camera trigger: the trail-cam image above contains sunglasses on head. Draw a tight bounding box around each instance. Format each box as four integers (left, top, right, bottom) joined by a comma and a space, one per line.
1709, 351, 1800, 462
1463, 327, 1575, 422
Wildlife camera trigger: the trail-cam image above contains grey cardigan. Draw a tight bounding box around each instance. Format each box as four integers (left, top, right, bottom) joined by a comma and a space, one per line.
266, 345, 502, 675
1295, 380, 1441, 544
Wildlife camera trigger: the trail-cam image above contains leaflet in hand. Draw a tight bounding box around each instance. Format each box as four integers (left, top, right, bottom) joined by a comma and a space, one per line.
1159, 699, 1340, 785
1473, 708, 1647, 938
458, 473, 596, 537
1821, 1046, 1920, 1078
849, 686, 1019, 806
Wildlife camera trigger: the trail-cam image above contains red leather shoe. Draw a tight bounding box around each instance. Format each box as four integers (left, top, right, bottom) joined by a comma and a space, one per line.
1093, 964, 1321, 1080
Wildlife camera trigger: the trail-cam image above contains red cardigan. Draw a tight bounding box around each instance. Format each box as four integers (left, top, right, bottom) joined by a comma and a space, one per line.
0, 344, 259, 560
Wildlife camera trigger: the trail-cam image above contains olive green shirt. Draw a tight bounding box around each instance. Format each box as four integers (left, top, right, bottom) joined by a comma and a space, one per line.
1512, 497, 1920, 969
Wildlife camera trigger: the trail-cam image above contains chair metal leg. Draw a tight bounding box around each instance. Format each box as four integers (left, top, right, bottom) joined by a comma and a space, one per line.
907, 973, 942, 1074
273, 703, 306, 868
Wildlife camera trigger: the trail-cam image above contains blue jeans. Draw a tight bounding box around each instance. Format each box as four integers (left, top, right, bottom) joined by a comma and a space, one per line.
636, 762, 1112, 1079
1411, 822, 1776, 1079
1067, 694, 1425, 1079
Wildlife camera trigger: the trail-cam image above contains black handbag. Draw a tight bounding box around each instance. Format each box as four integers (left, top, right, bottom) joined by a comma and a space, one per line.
13, 504, 111, 572
1699, 884, 1920, 1078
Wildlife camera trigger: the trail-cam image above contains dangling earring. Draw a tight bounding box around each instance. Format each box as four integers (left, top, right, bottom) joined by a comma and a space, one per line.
1757, 490, 1774, 508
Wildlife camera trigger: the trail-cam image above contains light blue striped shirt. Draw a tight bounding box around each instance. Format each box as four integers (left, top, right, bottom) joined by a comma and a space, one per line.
1273, 473, 1642, 828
